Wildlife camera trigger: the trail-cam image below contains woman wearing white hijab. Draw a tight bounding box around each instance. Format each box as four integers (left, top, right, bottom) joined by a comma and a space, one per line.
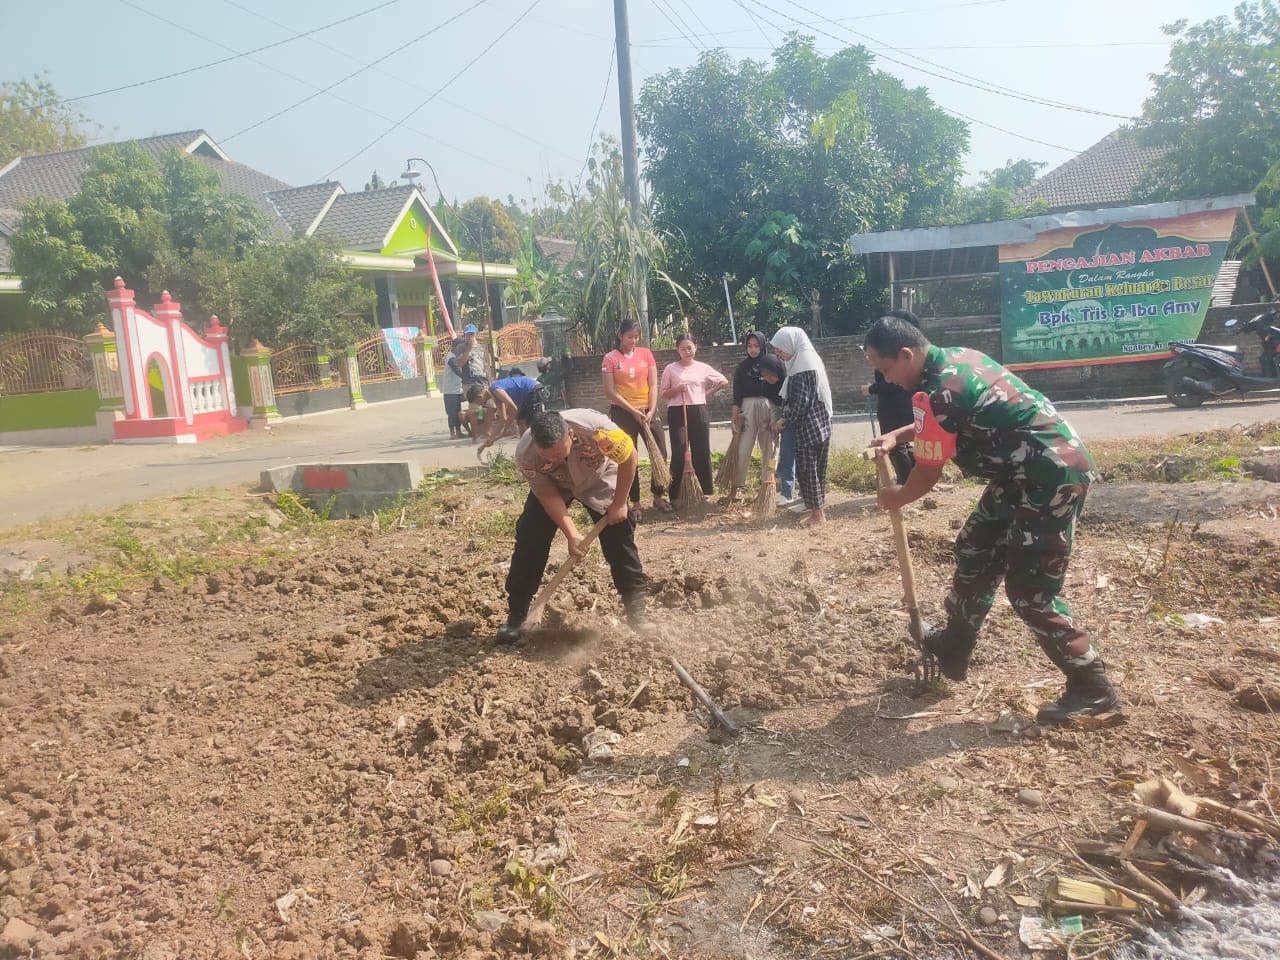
770, 326, 833, 526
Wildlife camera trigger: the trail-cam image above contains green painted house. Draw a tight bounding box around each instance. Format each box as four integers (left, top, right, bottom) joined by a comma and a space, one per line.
0, 130, 514, 335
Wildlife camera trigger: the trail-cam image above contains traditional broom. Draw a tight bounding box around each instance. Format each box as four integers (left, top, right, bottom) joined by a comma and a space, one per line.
752, 454, 777, 519
714, 420, 744, 495
638, 418, 672, 490
674, 389, 703, 516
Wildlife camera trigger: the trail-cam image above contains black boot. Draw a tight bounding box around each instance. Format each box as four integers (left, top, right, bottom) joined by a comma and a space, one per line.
625, 597, 658, 638
1036, 660, 1120, 725
920, 625, 976, 682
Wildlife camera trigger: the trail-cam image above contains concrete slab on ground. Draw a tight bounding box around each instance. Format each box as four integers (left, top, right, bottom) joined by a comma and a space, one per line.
259, 461, 424, 519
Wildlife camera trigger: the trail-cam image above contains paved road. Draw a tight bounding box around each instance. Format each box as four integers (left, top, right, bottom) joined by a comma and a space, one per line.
2, 393, 1278, 533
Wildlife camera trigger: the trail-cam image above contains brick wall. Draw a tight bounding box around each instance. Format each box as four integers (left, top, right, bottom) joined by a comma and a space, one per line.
562, 303, 1271, 417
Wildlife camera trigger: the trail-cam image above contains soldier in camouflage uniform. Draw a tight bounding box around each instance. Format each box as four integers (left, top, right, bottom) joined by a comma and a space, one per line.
863, 316, 1119, 725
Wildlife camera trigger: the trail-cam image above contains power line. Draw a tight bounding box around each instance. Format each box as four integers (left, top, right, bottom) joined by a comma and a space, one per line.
647, 0, 706, 53
109, 0, 527, 178
673, 0, 716, 39
321, 0, 542, 181
739, 0, 781, 49
218, 0, 581, 163
223, 1, 488, 141
724, 0, 1082, 153
57, 0, 399, 106
633, 40, 1172, 51
941, 106, 1076, 153
577, 48, 617, 188
642, 0, 1012, 44
766, 0, 1133, 120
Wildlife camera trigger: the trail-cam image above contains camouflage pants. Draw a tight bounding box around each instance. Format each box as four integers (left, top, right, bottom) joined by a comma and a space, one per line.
944, 476, 1097, 671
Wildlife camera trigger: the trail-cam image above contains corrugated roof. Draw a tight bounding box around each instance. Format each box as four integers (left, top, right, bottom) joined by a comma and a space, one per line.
1014, 130, 1167, 213
267, 182, 343, 236
312, 185, 416, 249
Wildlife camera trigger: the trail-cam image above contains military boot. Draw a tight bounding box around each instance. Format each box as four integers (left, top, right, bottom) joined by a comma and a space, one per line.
920, 625, 977, 682
1036, 660, 1120, 725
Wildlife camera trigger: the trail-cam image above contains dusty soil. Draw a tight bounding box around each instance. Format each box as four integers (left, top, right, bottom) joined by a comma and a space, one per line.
3, 468, 1280, 959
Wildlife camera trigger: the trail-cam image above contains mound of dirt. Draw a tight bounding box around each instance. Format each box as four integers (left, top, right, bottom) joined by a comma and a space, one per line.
2, 480, 1278, 958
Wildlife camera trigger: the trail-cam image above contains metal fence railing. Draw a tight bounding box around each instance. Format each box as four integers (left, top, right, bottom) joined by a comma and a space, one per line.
354, 333, 417, 384
0, 330, 94, 396
270, 342, 336, 395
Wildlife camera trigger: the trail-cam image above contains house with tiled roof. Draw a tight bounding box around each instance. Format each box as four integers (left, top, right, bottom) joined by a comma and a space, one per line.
0, 130, 515, 335
0, 131, 291, 285
1014, 130, 1168, 213
534, 235, 577, 270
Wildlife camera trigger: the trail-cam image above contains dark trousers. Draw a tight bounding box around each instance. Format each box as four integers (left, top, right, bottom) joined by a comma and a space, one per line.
945, 478, 1095, 673
443, 393, 463, 432
889, 443, 916, 486
505, 492, 646, 623
609, 404, 668, 503
668, 403, 712, 499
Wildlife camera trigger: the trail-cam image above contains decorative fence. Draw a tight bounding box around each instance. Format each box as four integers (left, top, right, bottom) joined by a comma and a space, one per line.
270, 342, 343, 395
0, 330, 95, 396
355, 331, 419, 384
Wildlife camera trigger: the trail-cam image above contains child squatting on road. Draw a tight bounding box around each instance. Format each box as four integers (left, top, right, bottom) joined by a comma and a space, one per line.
496, 409, 655, 644
862, 315, 1121, 726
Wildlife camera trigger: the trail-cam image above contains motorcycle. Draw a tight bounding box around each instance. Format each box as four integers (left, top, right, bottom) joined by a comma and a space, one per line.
1163, 307, 1280, 408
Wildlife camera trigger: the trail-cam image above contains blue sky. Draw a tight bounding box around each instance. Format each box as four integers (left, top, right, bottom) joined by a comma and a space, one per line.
7, 0, 1237, 208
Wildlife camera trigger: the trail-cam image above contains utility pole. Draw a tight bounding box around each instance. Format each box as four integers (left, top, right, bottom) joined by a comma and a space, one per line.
613, 0, 650, 345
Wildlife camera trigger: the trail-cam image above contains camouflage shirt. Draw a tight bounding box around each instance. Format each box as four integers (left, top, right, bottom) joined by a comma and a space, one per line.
921, 345, 1095, 487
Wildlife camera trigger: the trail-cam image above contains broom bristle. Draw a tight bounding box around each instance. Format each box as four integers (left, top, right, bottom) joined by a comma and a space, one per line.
675, 466, 703, 516
715, 429, 743, 493
753, 463, 777, 519
639, 421, 672, 489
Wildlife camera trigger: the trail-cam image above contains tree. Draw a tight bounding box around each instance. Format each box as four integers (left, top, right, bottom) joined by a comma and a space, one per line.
1133, 2, 1280, 202
232, 236, 374, 350
455, 196, 521, 263
947, 159, 1047, 225
638, 36, 968, 332
505, 225, 566, 322
364, 170, 386, 191
10, 143, 266, 332
548, 138, 687, 351
0, 75, 90, 167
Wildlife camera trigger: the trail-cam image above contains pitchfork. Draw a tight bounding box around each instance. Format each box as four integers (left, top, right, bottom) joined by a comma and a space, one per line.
863, 448, 939, 684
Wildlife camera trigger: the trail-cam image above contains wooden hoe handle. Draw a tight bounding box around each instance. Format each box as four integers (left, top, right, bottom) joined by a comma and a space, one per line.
524, 515, 611, 626
862, 449, 923, 639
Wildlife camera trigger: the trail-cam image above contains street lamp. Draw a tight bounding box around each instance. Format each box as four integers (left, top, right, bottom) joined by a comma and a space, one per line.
400, 158, 495, 379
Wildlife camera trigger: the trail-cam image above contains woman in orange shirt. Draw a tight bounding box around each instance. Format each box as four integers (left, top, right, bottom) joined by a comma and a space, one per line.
601, 318, 671, 520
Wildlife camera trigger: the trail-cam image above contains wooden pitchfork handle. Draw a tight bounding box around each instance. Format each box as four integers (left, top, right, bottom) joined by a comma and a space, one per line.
862, 448, 926, 645
523, 515, 611, 627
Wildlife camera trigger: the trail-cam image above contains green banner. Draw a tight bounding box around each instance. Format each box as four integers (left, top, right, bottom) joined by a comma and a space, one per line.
999, 208, 1237, 369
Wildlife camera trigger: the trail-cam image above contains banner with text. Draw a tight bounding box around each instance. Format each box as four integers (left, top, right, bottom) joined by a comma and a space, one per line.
999, 208, 1238, 370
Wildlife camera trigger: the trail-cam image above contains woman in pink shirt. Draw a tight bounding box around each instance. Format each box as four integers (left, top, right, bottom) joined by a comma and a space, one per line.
661, 332, 728, 501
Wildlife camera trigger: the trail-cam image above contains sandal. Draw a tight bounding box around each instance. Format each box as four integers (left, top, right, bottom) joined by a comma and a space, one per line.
629, 503, 644, 523
653, 496, 673, 514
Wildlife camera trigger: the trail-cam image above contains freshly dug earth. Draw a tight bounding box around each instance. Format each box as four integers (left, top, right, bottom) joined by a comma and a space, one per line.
2, 471, 1280, 959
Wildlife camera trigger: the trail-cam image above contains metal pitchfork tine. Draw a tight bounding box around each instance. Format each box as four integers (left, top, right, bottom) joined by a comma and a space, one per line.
862, 447, 939, 684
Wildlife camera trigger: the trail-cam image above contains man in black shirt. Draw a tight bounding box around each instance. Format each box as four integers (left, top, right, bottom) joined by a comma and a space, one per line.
863, 308, 919, 484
